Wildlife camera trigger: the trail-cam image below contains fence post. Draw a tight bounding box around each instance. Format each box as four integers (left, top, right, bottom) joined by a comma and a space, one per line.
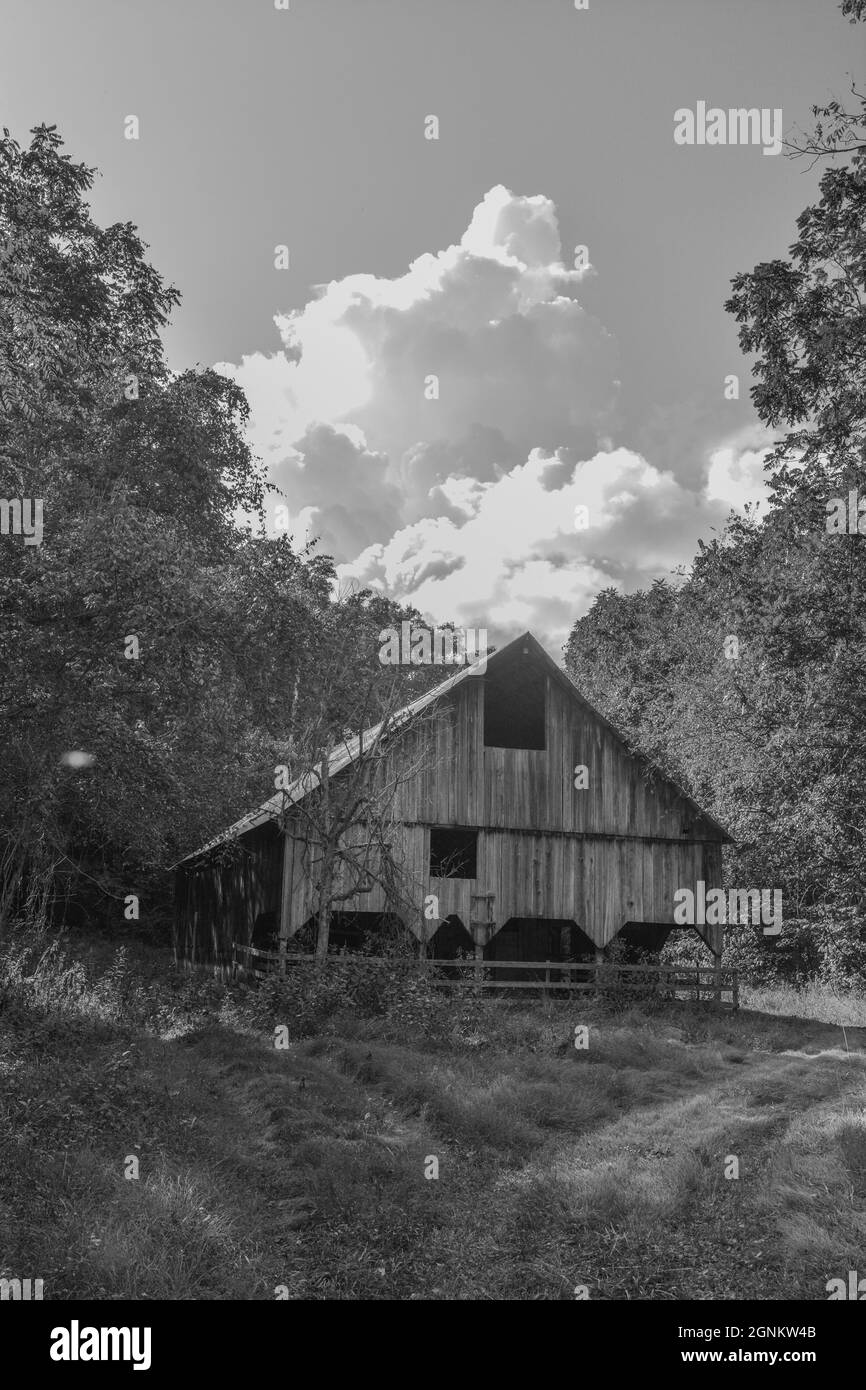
594, 948, 604, 1000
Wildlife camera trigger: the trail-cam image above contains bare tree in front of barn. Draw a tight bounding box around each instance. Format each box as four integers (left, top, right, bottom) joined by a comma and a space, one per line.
287, 695, 438, 965
275, 601, 450, 966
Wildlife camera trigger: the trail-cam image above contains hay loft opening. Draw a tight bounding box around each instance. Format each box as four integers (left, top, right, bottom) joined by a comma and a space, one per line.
483, 643, 546, 749
430, 827, 478, 878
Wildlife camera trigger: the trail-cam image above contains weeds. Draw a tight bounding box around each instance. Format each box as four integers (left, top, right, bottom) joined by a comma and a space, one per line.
1, 926, 864, 1299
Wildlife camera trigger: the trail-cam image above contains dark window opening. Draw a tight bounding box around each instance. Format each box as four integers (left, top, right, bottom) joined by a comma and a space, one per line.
483, 656, 546, 749
430, 827, 478, 878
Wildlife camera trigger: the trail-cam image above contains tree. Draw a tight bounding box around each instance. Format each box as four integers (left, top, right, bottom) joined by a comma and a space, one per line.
564, 3, 866, 980
0, 126, 329, 933
275, 596, 451, 965
0, 124, 472, 952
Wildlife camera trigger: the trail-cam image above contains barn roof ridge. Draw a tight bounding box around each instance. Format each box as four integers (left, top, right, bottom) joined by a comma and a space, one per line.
171, 628, 730, 867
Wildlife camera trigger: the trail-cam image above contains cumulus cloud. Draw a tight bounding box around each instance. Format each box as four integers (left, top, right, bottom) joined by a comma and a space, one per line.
341, 447, 743, 644
706, 427, 775, 512
218, 185, 769, 654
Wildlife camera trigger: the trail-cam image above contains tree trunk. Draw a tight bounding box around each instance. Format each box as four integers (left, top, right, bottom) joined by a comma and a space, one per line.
315, 852, 334, 967
314, 751, 332, 969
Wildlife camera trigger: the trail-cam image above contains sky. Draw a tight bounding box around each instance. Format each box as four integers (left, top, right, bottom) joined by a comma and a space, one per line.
2, 0, 861, 654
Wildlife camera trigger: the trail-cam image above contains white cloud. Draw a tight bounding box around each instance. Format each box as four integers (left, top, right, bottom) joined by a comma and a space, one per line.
218, 186, 767, 653
340, 447, 747, 652
707, 427, 775, 512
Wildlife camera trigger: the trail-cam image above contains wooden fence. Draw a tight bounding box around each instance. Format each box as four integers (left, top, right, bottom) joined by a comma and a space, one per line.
231, 943, 739, 1008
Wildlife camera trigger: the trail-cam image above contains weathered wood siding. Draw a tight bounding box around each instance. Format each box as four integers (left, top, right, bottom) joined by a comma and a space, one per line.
280, 823, 722, 953
175, 821, 283, 967
277, 674, 726, 953
334, 676, 721, 837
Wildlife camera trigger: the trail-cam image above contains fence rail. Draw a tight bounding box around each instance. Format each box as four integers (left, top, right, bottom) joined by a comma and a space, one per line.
231, 943, 739, 1007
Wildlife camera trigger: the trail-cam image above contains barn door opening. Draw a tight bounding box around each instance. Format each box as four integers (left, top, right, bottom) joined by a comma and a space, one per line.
428, 914, 474, 978
293, 910, 407, 955
428, 914, 474, 959
615, 922, 673, 959
484, 918, 595, 981
251, 910, 278, 952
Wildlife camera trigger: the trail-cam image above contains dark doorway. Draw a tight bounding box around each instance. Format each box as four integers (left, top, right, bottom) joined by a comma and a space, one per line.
428, 914, 474, 959
251, 910, 278, 952
484, 918, 595, 982
617, 922, 674, 957
428, 914, 474, 978
296, 910, 407, 955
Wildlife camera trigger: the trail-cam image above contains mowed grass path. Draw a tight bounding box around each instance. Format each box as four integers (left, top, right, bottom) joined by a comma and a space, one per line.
1, 982, 864, 1300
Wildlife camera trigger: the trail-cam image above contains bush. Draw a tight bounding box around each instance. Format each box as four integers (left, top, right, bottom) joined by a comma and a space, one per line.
239, 949, 493, 1043
0, 922, 230, 1033
242, 955, 411, 1037
720, 910, 866, 991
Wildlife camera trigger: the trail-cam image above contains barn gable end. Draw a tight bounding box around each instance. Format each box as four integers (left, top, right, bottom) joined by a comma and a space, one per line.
173, 631, 730, 966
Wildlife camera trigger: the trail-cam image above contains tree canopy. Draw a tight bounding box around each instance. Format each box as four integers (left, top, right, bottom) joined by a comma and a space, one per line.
565, 3, 866, 982
0, 125, 437, 936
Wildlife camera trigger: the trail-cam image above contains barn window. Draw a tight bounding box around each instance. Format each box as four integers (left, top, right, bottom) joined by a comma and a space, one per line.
483, 653, 546, 749
430, 827, 478, 878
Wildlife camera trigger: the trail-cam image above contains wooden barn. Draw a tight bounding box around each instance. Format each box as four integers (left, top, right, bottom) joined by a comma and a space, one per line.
173, 631, 731, 972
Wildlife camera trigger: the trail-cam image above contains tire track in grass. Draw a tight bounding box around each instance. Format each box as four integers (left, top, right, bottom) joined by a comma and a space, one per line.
480, 1047, 866, 1300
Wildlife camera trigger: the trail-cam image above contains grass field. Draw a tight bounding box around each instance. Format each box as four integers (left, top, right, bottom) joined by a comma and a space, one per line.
1, 937, 864, 1300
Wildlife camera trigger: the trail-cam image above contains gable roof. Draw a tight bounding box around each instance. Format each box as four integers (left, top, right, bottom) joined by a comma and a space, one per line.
171, 630, 731, 868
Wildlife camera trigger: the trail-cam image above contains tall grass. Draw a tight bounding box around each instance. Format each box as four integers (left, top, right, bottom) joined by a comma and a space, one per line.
1, 925, 864, 1300
740, 981, 866, 1028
